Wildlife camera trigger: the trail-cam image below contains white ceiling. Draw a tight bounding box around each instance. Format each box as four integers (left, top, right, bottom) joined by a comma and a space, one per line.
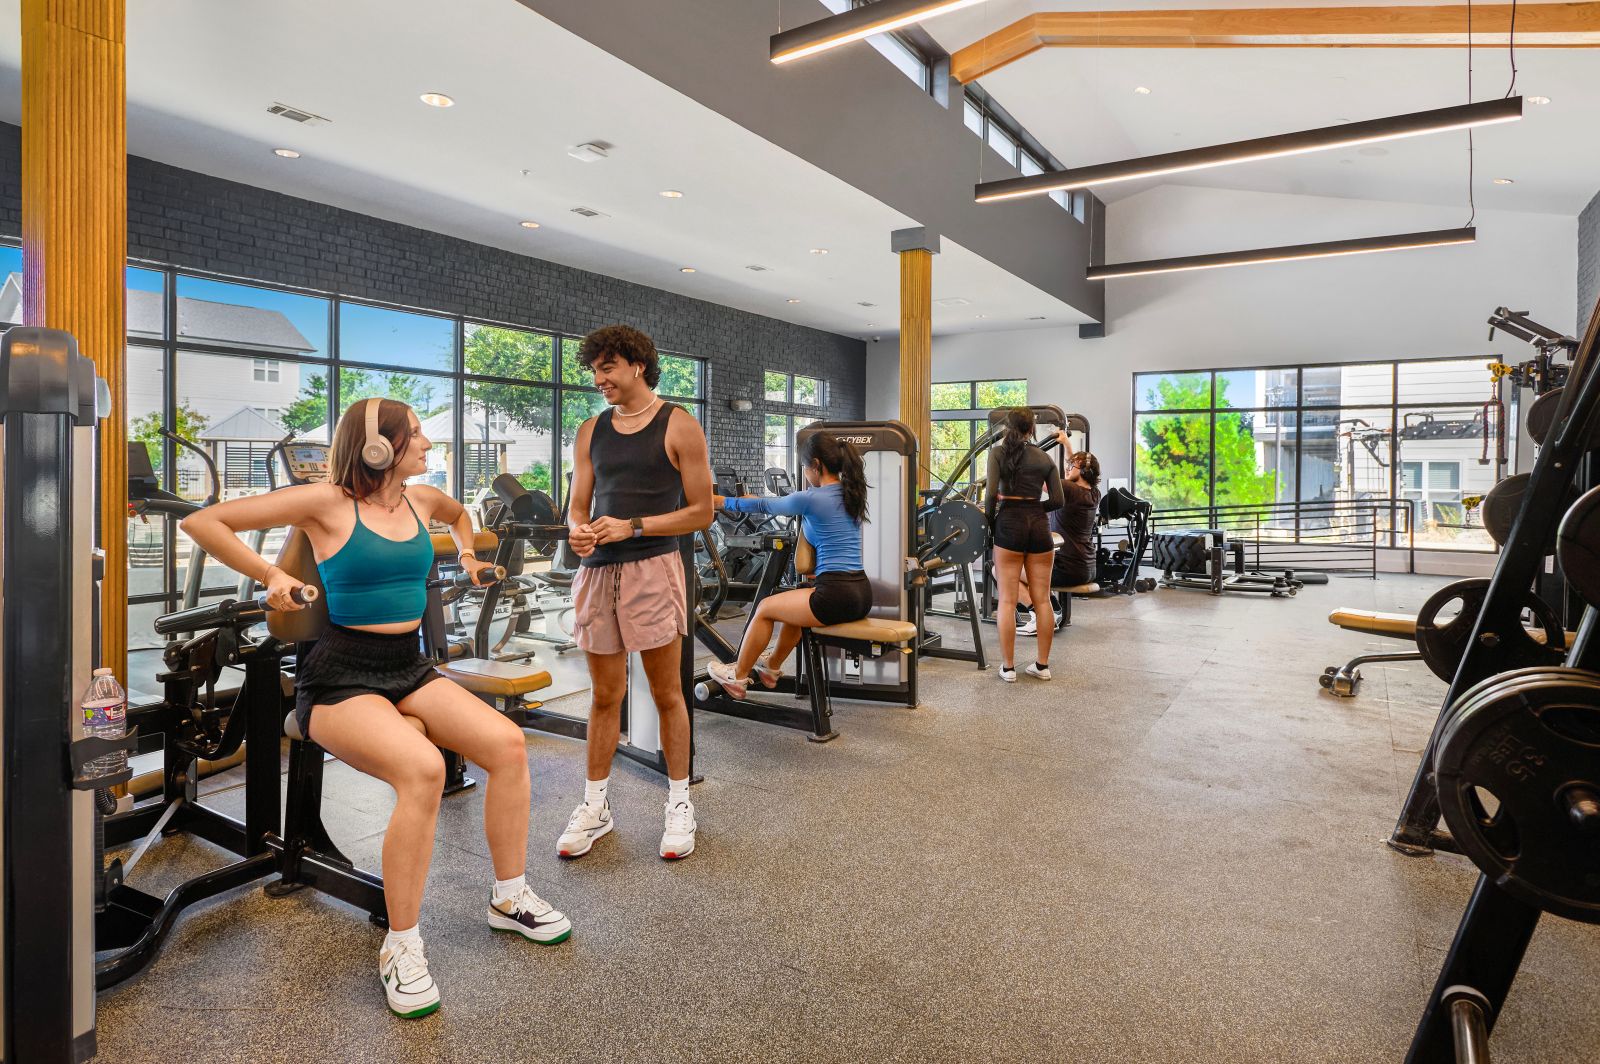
0, 0, 1087, 339
921, 0, 1600, 216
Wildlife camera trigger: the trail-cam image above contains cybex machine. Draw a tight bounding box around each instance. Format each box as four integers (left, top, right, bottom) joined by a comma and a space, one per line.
1, 327, 114, 1063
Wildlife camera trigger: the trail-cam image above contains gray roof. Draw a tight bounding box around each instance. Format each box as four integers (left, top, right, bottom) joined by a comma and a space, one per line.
202, 405, 289, 442
4, 274, 315, 356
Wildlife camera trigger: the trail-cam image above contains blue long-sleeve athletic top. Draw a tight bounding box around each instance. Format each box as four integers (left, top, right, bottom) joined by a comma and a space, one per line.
721, 482, 863, 574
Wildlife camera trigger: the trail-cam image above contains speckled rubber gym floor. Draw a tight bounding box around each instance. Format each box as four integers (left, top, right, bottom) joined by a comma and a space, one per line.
97, 574, 1600, 1063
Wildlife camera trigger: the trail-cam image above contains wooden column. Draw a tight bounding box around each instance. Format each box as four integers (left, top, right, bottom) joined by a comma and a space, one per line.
22, 0, 128, 679
893, 228, 938, 492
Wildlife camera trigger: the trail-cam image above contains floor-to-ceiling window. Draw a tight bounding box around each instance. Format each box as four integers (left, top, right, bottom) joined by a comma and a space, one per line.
1132, 360, 1502, 552
930, 378, 1028, 488
0, 243, 707, 697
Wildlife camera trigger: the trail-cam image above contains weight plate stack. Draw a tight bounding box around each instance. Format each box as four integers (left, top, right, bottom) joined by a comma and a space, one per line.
1434, 666, 1600, 924
1413, 578, 1565, 684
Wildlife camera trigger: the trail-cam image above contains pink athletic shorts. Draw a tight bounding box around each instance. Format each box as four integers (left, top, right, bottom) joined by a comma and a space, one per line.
571, 551, 687, 656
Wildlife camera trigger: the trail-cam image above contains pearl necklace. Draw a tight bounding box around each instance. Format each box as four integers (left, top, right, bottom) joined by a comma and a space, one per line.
613, 396, 660, 423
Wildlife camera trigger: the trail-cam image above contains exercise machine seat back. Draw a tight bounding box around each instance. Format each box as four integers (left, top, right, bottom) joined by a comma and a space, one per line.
794, 529, 918, 645
1047, 533, 1100, 595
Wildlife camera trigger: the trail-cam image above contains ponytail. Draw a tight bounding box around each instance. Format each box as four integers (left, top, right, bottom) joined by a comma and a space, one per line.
995, 406, 1035, 485
801, 433, 870, 524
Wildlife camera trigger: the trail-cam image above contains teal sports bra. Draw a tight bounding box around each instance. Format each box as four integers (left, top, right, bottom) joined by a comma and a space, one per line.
316, 495, 434, 626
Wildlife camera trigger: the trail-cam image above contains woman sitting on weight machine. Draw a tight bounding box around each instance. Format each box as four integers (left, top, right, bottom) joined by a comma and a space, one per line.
180, 398, 572, 1020
705, 434, 871, 697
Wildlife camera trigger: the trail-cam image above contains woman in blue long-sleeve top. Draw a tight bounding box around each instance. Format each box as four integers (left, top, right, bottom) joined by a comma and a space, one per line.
706, 434, 871, 697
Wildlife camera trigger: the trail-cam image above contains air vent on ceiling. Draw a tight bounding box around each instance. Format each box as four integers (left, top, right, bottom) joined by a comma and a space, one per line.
857, 301, 877, 308
745, 264, 771, 272
569, 206, 609, 219
934, 297, 971, 308
267, 102, 330, 127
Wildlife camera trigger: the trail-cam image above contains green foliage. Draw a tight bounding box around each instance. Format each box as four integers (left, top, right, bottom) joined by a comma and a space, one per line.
1135, 375, 1278, 512
463, 327, 554, 434
130, 402, 209, 472
659, 355, 700, 398
516, 462, 553, 495
974, 379, 1027, 409
280, 373, 329, 435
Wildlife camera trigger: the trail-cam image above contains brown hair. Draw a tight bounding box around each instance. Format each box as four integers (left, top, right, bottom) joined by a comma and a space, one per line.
577, 325, 659, 388
329, 398, 415, 501
1074, 451, 1102, 489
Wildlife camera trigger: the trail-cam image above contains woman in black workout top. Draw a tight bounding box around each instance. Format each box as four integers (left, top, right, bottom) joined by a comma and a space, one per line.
984, 407, 1063, 683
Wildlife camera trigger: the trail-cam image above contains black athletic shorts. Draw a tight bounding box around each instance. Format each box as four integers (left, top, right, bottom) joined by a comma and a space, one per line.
293, 624, 443, 738
992, 501, 1053, 554
809, 570, 874, 626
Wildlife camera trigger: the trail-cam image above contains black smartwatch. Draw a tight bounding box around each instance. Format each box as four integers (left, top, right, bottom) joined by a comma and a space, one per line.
631, 516, 645, 538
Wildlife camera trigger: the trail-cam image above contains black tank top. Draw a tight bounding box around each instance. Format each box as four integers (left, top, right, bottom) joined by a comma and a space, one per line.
583, 401, 684, 567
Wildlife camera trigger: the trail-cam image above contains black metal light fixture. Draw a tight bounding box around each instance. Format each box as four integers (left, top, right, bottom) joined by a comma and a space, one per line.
771, 0, 989, 65
977, 98, 1523, 203
1086, 227, 1476, 281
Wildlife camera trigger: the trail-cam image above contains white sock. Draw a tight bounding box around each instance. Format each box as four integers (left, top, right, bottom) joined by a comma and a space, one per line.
384, 924, 421, 952
584, 776, 609, 807
492, 874, 526, 904
668, 777, 690, 807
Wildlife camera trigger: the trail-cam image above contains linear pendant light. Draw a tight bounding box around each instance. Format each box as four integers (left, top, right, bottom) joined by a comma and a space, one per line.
1086, 227, 1476, 281
771, 0, 989, 65
977, 97, 1522, 203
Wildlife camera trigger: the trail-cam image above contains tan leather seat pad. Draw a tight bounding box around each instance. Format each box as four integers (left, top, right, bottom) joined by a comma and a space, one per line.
436, 657, 552, 698
814, 619, 919, 644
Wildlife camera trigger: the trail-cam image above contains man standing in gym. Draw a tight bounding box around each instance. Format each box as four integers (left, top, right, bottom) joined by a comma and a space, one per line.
558, 325, 713, 859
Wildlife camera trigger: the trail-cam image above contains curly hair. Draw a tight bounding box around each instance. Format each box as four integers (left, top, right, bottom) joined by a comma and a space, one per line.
577, 325, 660, 389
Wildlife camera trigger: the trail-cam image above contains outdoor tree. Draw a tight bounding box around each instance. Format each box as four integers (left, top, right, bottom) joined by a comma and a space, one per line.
279, 369, 445, 437
1135, 375, 1277, 512
130, 402, 210, 474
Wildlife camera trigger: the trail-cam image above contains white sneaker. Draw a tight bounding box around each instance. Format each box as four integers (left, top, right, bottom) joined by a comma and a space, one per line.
488, 884, 572, 945
1024, 662, 1052, 681
378, 937, 440, 1019
660, 798, 697, 860
753, 653, 781, 689
999, 666, 1016, 683
1017, 612, 1039, 637
556, 800, 614, 858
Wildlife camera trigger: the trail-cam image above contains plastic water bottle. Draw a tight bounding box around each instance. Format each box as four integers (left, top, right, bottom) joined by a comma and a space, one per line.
81, 667, 128, 780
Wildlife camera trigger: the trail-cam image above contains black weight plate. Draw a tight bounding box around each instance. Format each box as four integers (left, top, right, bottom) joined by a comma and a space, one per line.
1435, 667, 1600, 924
1481, 473, 1529, 547
1558, 486, 1600, 610
1525, 388, 1561, 447
921, 499, 988, 567
1480, 474, 1575, 552
1413, 578, 1566, 684
1525, 387, 1600, 451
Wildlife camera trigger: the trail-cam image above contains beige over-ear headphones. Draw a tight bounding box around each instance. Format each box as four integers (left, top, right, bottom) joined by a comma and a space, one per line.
361, 397, 394, 470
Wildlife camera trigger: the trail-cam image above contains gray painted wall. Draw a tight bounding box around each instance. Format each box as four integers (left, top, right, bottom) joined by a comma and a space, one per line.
0, 122, 865, 477
520, 0, 1103, 324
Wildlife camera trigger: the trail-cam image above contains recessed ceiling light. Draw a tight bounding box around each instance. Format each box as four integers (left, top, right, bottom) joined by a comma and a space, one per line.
519, 220, 541, 229
680, 267, 696, 273
1529, 95, 1551, 105
419, 92, 455, 108
1493, 177, 1515, 185
1027, 316, 1047, 320
786, 298, 801, 304
1134, 86, 1152, 95
866, 323, 876, 327
809, 248, 829, 255
272, 148, 301, 159
975, 314, 988, 319
659, 189, 684, 198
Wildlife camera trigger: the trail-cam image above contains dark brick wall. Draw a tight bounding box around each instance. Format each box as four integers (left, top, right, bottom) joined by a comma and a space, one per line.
1581, 187, 1600, 330
0, 122, 865, 476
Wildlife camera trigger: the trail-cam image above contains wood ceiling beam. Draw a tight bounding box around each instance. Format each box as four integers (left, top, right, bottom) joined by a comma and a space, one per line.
952, 4, 1600, 82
